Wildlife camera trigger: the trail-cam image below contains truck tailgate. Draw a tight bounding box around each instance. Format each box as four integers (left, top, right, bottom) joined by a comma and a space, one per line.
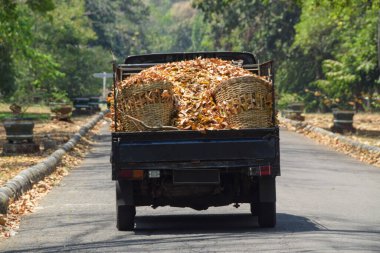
112, 127, 279, 172
118, 138, 275, 162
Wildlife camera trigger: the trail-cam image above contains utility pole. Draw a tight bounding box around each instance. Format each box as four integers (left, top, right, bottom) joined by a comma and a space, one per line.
92, 72, 113, 100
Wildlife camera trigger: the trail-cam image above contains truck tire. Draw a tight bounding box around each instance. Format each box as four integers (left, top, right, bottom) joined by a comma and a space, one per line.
117, 204, 136, 231
116, 181, 136, 231
258, 202, 276, 228
250, 203, 258, 216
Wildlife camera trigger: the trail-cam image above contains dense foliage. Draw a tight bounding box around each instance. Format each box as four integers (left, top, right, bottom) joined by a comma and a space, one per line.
0, 0, 146, 101
193, 0, 380, 111
0, 0, 379, 111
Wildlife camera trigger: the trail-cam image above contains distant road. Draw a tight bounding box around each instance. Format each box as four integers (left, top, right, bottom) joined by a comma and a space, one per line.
1, 125, 380, 252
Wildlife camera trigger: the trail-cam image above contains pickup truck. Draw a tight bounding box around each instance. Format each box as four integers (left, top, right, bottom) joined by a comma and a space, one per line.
111, 52, 280, 231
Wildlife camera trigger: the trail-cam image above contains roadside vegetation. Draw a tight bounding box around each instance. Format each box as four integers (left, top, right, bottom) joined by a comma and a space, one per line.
1, 0, 379, 111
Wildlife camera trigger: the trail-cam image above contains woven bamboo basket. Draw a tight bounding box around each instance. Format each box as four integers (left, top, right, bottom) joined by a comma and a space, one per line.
117, 81, 174, 131
214, 76, 273, 129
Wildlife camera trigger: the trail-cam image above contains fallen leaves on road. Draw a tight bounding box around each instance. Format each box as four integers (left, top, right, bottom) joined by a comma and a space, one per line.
303, 113, 380, 148
281, 118, 380, 168
0, 118, 104, 239
0, 156, 42, 186
0, 116, 95, 187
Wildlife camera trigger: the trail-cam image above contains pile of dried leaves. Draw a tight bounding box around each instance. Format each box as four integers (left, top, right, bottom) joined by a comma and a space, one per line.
114, 58, 272, 131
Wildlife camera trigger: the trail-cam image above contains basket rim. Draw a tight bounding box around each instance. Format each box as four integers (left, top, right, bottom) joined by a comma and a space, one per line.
213, 75, 270, 95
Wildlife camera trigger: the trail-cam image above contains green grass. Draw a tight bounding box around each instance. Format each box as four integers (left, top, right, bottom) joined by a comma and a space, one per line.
0, 103, 51, 113
0, 103, 51, 121
0, 112, 51, 121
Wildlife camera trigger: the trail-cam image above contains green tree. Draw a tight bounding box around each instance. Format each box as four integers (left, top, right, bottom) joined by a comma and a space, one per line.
191, 13, 213, 51
0, 0, 57, 99
0, 45, 15, 97
294, 0, 380, 110
192, 0, 305, 103
192, 0, 300, 58
85, 0, 150, 59
37, 0, 111, 97
144, 0, 211, 53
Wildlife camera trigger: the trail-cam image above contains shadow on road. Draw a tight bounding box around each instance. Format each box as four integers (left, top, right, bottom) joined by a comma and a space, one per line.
134, 213, 320, 234
4, 213, 380, 253
81, 133, 110, 160
92, 133, 110, 142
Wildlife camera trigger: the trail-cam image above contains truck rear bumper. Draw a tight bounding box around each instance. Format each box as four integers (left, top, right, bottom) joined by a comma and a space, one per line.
117, 174, 276, 210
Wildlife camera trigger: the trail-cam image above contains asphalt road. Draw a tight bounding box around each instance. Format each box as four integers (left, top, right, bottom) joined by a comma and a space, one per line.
1, 122, 380, 252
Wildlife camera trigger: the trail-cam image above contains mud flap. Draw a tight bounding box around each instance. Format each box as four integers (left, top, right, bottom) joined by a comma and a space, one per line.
259, 177, 276, 202
116, 180, 134, 206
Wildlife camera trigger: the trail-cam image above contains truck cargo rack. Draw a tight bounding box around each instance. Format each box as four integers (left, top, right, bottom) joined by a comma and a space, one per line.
114, 62, 272, 81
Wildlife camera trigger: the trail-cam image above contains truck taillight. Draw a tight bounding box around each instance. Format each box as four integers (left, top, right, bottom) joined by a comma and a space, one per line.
118, 170, 144, 180
259, 165, 272, 176
249, 165, 272, 176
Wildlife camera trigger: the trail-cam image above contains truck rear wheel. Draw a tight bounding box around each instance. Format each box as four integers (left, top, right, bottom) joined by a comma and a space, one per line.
250, 203, 258, 216
116, 181, 136, 231
257, 202, 276, 228
117, 204, 136, 231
